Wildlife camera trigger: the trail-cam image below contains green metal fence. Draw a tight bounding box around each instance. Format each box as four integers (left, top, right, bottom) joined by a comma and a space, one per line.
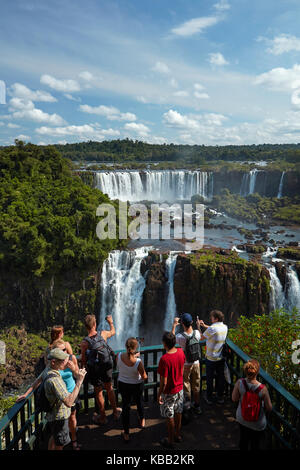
0, 339, 299, 450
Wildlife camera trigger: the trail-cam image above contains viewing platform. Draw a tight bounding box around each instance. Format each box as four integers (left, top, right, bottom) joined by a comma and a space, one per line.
1, 339, 299, 451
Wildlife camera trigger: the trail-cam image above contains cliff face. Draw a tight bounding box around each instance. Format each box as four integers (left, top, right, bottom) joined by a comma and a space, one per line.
0, 268, 101, 332
213, 170, 299, 198
173, 251, 270, 328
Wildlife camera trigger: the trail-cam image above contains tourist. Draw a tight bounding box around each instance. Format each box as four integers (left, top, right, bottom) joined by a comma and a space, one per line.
197, 310, 228, 405
45, 348, 86, 450
232, 358, 272, 450
80, 314, 121, 424
157, 331, 185, 449
172, 313, 202, 415
51, 339, 82, 450
117, 337, 147, 442
45, 325, 73, 365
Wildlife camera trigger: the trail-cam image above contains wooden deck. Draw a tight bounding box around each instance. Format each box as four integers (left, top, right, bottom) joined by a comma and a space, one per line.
69, 397, 239, 451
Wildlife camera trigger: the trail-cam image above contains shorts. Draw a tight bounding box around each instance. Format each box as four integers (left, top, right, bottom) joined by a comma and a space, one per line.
160, 390, 184, 419
48, 419, 71, 447
87, 364, 113, 388
183, 363, 200, 397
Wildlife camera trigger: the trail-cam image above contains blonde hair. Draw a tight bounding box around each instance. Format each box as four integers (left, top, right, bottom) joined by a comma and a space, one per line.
51, 339, 65, 349
125, 337, 138, 358
243, 359, 260, 380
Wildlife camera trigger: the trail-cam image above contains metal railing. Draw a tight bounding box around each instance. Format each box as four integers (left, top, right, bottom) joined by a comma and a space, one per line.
0, 339, 299, 450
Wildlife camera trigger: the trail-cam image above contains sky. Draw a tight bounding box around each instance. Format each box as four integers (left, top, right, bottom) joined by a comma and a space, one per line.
1, 0, 300, 146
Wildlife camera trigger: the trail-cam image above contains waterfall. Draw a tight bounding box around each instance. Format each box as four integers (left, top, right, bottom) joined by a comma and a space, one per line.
240, 169, 258, 196
164, 252, 178, 331
269, 264, 300, 313
99, 247, 150, 349
269, 266, 285, 311
95, 170, 213, 202
277, 172, 285, 198
284, 266, 300, 312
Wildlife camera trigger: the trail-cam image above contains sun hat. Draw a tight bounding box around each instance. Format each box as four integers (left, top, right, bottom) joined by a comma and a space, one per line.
47, 347, 69, 361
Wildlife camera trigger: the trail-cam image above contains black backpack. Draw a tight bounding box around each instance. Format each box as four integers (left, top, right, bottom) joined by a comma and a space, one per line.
183, 331, 201, 363
35, 372, 58, 412
84, 334, 116, 371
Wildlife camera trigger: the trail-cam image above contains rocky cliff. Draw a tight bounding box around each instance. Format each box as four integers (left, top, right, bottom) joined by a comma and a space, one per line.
0, 267, 101, 332
140, 249, 271, 334
173, 250, 270, 327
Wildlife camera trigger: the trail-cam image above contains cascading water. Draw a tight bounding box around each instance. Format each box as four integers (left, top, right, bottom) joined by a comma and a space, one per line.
95, 170, 213, 202
99, 247, 151, 349
268, 264, 300, 313
284, 266, 300, 312
269, 265, 285, 311
164, 252, 178, 331
277, 171, 285, 198
240, 169, 258, 196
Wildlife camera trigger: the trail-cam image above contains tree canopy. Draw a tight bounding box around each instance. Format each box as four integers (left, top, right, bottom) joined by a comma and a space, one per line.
0, 141, 126, 277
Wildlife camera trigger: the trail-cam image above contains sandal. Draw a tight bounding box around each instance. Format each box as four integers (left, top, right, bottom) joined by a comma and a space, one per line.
72, 440, 82, 450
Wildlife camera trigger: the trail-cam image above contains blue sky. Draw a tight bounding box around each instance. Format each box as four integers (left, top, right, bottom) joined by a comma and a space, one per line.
1, 0, 300, 146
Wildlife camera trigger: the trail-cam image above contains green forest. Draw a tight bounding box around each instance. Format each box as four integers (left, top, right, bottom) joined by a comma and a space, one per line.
45, 139, 300, 164
0, 141, 127, 278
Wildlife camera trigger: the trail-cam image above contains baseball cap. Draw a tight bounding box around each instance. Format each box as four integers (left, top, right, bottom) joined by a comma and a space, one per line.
181, 313, 193, 326
48, 348, 69, 361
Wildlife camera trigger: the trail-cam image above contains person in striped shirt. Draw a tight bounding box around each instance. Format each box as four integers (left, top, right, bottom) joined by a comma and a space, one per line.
197, 310, 228, 405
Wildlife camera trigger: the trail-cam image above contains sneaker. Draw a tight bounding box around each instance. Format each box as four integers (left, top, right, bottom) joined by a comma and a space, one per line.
217, 397, 224, 404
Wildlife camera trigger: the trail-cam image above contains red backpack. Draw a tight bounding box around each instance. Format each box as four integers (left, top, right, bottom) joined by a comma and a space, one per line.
241, 378, 265, 422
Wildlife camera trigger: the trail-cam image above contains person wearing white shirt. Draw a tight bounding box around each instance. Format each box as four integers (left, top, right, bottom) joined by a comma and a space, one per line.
197, 310, 228, 405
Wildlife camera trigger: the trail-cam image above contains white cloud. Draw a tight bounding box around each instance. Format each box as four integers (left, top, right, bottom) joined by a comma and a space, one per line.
16, 134, 30, 141
171, 16, 219, 37
194, 83, 205, 91
124, 122, 150, 137
10, 83, 57, 102
7, 123, 20, 128
260, 34, 300, 55
291, 89, 300, 106
214, 0, 230, 12
152, 61, 170, 74
173, 90, 189, 97
35, 123, 120, 141
163, 110, 200, 130
64, 93, 81, 102
208, 52, 229, 66
254, 64, 300, 91
40, 74, 80, 93
194, 91, 210, 99
79, 104, 136, 121
78, 71, 95, 81
162, 108, 300, 145
8, 97, 66, 125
